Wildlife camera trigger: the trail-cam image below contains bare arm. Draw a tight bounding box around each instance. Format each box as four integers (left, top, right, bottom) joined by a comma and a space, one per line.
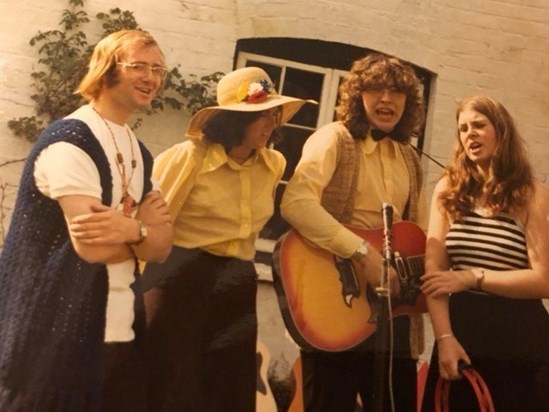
59, 194, 135, 264
422, 181, 549, 299
421, 179, 470, 380
422, 181, 549, 380
68, 191, 173, 264
130, 190, 173, 263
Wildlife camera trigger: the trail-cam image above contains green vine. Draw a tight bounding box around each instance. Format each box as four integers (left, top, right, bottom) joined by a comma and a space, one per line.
8, 0, 223, 142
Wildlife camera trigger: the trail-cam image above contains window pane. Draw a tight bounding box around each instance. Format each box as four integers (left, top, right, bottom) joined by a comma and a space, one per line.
260, 126, 315, 240
282, 68, 322, 128
244, 61, 322, 129
274, 126, 313, 181
245, 60, 282, 88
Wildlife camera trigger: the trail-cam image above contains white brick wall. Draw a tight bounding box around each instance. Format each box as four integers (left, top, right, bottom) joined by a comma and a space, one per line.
2, 0, 549, 204
1, 0, 549, 385
0, 0, 238, 229
234, 0, 549, 195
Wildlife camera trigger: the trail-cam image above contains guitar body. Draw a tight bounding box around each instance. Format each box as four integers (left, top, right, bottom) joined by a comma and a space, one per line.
272, 221, 427, 352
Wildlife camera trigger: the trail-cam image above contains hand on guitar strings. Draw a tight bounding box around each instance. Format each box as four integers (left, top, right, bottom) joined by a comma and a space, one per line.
352, 247, 401, 296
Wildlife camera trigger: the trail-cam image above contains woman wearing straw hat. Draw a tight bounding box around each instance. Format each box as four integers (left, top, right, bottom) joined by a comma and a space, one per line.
142, 67, 310, 412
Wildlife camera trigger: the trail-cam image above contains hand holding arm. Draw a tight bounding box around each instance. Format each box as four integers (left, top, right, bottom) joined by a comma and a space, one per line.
473, 182, 549, 298
421, 269, 476, 297
61, 195, 134, 264
424, 182, 549, 299
70, 203, 137, 245
130, 190, 173, 263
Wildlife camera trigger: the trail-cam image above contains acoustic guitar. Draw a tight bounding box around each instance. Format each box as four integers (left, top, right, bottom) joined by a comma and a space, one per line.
272, 221, 427, 352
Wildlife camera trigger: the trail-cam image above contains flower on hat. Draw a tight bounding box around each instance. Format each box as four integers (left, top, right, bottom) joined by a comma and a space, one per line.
236, 79, 274, 104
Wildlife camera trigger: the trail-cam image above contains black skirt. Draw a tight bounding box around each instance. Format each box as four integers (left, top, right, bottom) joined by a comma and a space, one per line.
421, 292, 549, 412
143, 247, 258, 412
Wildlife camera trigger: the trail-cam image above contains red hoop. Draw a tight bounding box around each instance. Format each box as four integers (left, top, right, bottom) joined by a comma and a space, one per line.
434, 366, 494, 412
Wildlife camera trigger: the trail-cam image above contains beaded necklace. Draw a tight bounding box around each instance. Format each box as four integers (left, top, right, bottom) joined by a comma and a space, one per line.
92, 106, 137, 216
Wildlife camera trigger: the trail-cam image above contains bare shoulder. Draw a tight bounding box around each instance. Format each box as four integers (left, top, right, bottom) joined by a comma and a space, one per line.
528, 180, 549, 212
533, 180, 549, 200
432, 176, 449, 195
524, 180, 549, 226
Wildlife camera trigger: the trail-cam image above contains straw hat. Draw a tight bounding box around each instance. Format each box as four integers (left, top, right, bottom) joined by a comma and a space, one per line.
185, 67, 313, 139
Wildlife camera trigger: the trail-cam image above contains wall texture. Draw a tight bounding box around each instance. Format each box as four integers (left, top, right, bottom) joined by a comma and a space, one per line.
2, 0, 548, 211
234, 0, 549, 188
1, 0, 548, 386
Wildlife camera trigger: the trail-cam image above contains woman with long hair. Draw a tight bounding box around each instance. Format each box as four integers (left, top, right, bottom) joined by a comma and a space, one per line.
421, 95, 549, 411
142, 66, 309, 412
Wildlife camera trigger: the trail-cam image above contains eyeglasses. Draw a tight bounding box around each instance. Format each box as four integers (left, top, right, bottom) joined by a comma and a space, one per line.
117, 62, 169, 80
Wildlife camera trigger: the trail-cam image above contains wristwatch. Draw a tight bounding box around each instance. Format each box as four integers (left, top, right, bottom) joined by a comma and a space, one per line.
351, 241, 369, 260
131, 221, 148, 246
472, 268, 485, 291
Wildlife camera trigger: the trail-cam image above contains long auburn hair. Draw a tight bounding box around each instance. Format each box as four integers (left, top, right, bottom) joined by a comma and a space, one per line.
336, 53, 425, 143
440, 95, 534, 219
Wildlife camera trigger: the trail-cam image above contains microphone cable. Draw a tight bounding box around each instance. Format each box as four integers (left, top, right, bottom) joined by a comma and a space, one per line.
411, 144, 447, 170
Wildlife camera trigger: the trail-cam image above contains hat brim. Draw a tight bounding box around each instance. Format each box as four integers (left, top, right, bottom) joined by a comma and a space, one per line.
185, 95, 314, 139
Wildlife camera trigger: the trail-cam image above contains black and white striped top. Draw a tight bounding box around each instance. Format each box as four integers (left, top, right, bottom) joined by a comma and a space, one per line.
446, 211, 529, 271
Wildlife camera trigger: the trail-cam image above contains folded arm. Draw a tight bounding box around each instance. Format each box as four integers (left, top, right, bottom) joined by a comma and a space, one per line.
67, 191, 173, 264
59, 194, 135, 264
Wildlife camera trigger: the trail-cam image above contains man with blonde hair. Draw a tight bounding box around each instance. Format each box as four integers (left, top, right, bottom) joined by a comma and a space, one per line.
0, 29, 172, 411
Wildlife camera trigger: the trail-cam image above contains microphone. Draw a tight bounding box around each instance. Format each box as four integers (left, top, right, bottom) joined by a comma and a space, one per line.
382, 203, 393, 261
372, 206, 394, 411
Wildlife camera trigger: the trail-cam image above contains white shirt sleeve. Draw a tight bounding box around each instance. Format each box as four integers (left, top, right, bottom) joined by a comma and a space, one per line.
34, 141, 103, 200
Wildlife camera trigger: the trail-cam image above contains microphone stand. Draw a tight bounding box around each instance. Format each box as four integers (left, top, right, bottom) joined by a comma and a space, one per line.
372, 203, 394, 412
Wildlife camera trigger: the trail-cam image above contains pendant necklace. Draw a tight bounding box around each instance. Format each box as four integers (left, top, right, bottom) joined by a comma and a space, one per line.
92, 106, 137, 216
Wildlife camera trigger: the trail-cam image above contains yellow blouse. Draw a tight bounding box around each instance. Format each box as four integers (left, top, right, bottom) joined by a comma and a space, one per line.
153, 139, 286, 261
